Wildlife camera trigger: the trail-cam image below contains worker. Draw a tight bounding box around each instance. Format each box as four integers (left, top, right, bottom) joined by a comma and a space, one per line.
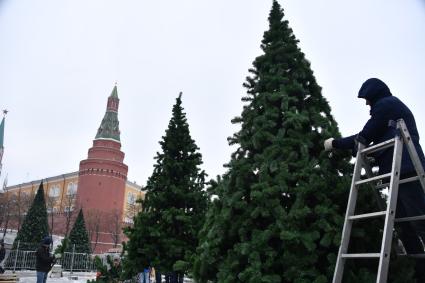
324, 78, 425, 281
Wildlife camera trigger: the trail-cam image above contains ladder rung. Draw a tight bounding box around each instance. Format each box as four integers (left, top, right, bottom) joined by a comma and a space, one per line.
376, 176, 419, 189
395, 214, 425, 223
361, 138, 395, 155
342, 253, 380, 258
348, 211, 386, 221
356, 173, 392, 186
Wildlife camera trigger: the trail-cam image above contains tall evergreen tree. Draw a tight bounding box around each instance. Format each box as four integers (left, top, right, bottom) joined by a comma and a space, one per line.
193, 1, 413, 283
14, 182, 49, 250
124, 93, 207, 281
67, 209, 91, 254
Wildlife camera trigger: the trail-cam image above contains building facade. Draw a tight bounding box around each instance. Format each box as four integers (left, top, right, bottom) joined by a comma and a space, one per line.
2, 86, 144, 253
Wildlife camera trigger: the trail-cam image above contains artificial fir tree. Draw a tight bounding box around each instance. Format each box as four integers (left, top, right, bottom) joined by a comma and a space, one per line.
193, 1, 413, 283
67, 209, 91, 254
124, 93, 207, 282
13, 182, 49, 250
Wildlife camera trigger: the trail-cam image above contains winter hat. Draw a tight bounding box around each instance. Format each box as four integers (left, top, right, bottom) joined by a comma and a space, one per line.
42, 236, 52, 245
358, 78, 392, 105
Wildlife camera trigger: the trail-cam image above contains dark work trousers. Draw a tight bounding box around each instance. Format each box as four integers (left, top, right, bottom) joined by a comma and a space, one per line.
396, 179, 425, 279
155, 271, 161, 283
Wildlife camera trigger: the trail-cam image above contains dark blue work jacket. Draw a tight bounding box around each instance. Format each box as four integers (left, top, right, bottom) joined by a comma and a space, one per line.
333, 95, 425, 175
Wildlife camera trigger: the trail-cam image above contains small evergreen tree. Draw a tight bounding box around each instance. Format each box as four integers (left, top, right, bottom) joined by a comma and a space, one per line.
88, 255, 123, 283
124, 93, 208, 282
193, 1, 413, 283
14, 182, 49, 250
67, 209, 91, 254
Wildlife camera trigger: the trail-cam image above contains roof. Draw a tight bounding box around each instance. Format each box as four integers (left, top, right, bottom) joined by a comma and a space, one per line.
95, 86, 121, 142
110, 85, 118, 98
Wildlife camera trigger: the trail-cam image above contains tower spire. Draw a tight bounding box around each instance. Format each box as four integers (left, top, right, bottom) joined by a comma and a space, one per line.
95, 86, 121, 142
0, 110, 7, 177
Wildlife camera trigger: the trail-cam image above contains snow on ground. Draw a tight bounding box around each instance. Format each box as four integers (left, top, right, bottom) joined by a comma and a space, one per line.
19, 276, 93, 283
9, 271, 96, 283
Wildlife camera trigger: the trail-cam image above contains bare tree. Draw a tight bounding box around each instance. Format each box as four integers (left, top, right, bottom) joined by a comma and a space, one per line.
1, 191, 14, 238
85, 209, 102, 252
0, 193, 7, 233
16, 191, 33, 231
45, 194, 58, 235
62, 191, 77, 237
124, 192, 142, 225
108, 209, 122, 248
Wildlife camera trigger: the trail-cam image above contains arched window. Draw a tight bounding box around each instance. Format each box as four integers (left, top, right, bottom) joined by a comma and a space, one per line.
67, 182, 78, 195
49, 185, 60, 197
127, 192, 136, 205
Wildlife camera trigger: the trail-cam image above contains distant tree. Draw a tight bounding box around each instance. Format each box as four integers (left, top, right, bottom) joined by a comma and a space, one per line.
62, 190, 77, 237
67, 208, 91, 254
17, 191, 34, 231
45, 193, 58, 235
14, 182, 49, 250
4, 193, 18, 234
0, 192, 10, 236
124, 191, 142, 225
193, 1, 413, 283
108, 209, 122, 248
124, 93, 208, 282
86, 209, 102, 252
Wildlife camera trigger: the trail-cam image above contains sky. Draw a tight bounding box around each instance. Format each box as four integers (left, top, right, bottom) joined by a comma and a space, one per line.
1, 0, 425, 187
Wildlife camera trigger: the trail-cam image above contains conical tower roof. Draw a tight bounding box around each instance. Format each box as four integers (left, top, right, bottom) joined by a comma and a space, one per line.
95, 86, 121, 142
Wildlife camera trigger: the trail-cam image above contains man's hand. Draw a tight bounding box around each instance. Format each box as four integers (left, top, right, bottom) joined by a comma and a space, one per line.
324, 138, 334, 151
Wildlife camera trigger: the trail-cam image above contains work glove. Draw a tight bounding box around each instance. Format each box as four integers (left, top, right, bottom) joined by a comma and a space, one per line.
324, 138, 334, 151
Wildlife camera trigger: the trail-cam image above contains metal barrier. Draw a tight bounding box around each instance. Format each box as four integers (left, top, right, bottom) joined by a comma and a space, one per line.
2, 241, 99, 272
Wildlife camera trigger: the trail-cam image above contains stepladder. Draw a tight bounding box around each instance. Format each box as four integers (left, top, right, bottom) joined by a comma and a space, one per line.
332, 119, 425, 283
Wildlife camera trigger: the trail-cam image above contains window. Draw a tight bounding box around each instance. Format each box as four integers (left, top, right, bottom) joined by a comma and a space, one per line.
64, 206, 74, 212
127, 193, 136, 205
67, 182, 77, 195
124, 217, 134, 224
49, 185, 60, 197
47, 207, 57, 213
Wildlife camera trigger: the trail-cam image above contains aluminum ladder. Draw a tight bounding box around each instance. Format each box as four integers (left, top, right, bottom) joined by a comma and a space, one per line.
332, 119, 425, 283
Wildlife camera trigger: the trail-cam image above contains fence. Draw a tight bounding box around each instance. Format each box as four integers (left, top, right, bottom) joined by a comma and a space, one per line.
2, 241, 102, 272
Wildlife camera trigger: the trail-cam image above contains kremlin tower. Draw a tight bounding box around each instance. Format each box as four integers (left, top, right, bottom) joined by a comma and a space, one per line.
4, 86, 143, 253
76, 85, 128, 223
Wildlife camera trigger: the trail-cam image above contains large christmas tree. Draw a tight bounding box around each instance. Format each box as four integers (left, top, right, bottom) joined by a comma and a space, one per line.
67, 208, 91, 254
14, 182, 49, 250
193, 1, 413, 282
124, 93, 207, 281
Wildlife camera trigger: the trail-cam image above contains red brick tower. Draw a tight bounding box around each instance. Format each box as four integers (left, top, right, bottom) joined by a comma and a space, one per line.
76, 85, 128, 250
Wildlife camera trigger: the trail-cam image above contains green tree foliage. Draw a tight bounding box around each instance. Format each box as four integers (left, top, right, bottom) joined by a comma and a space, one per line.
124, 93, 207, 279
14, 182, 49, 250
54, 237, 69, 257
88, 256, 123, 283
193, 1, 413, 282
67, 209, 91, 254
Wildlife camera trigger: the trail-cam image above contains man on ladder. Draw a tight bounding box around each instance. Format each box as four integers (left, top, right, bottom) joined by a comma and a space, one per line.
324, 78, 425, 281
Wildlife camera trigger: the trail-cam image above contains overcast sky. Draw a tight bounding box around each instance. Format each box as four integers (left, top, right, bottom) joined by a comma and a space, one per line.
1, 0, 424, 187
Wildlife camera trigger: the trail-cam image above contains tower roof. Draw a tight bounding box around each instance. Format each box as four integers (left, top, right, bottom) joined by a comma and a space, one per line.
110, 85, 118, 98
95, 86, 121, 142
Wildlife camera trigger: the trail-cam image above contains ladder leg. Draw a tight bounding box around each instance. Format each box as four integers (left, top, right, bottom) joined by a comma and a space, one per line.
398, 119, 425, 192
333, 145, 366, 283
376, 135, 403, 283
